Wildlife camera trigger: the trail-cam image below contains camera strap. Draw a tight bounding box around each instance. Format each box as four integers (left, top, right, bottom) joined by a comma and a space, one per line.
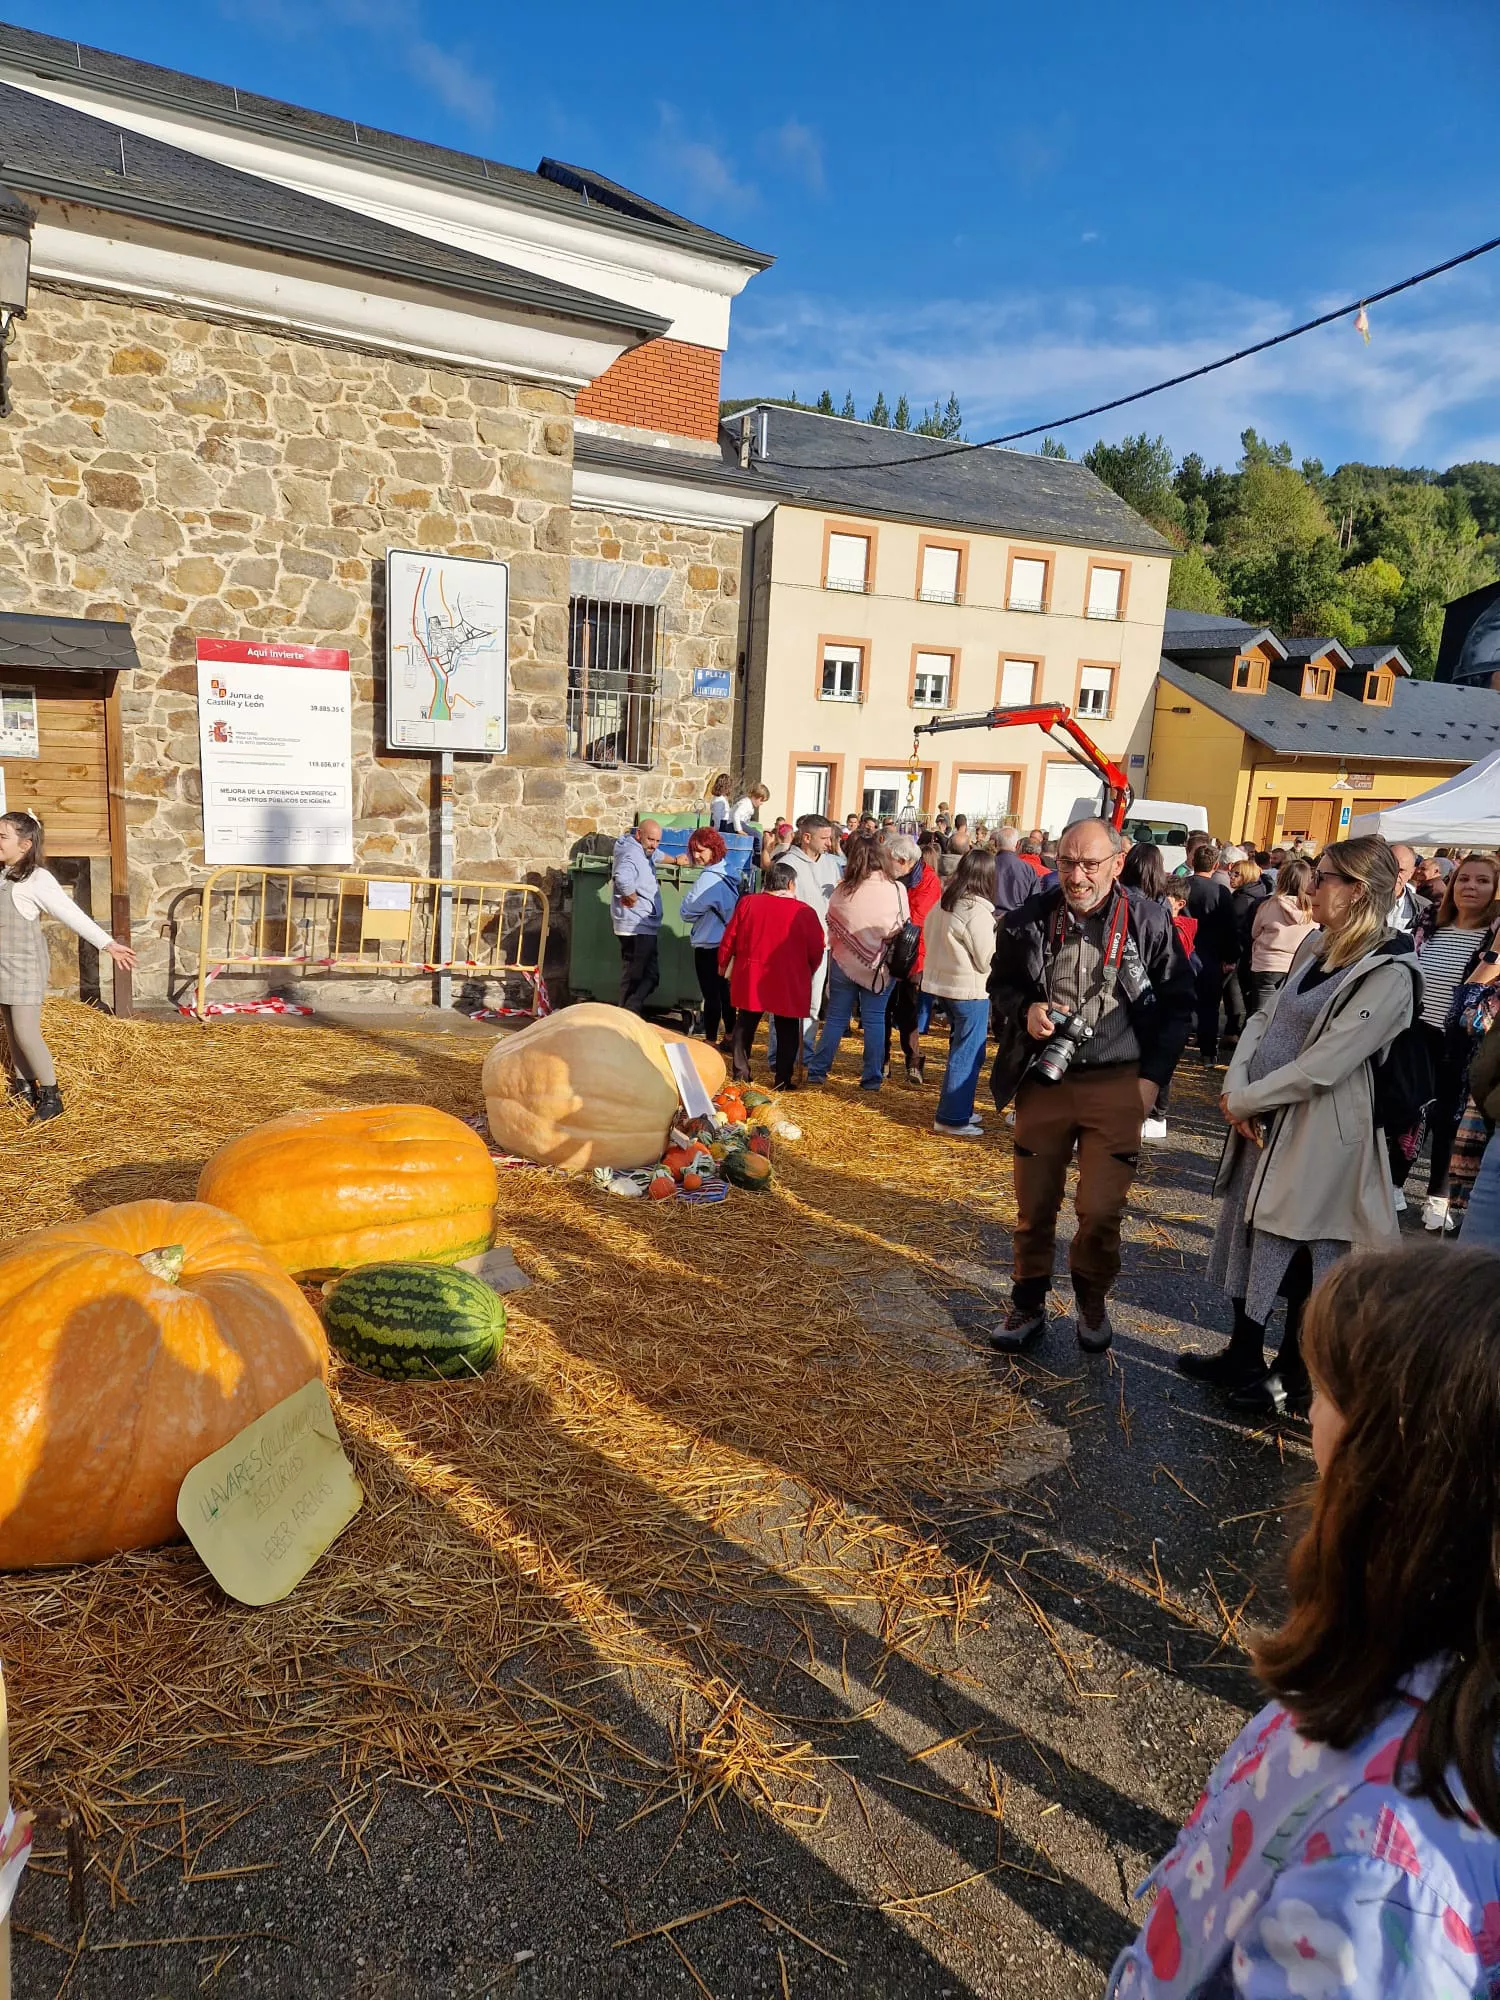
1046, 888, 1131, 1014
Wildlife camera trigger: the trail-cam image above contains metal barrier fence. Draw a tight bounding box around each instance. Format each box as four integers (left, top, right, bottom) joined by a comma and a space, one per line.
191, 867, 549, 1020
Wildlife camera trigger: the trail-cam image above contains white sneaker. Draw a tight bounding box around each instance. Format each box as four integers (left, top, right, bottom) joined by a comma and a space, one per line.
1393, 1187, 1407, 1213
934, 1119, 984, 1138
1423, 1196, 1450, 1232
1141, 1116, 1168, 1142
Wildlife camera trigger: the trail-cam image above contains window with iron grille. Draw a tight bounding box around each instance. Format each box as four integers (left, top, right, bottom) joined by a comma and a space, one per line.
568, 598, 662, 768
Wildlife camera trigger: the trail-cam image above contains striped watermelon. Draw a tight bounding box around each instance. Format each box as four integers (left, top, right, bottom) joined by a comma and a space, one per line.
323, 1263, 505, 1380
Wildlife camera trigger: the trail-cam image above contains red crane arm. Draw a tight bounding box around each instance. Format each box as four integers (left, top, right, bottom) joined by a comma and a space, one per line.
912, 702, 1132, 829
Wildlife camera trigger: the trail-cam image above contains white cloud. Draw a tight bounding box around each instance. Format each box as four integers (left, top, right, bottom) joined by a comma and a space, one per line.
725, 270, 1500, 469
760, 118, 825, 196
406, 39, 496, 132
651, 103, 756, 210
216, 0, 497, 134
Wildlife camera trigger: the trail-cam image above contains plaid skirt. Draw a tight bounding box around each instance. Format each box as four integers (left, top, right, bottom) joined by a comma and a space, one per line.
0, 879, 50, 1006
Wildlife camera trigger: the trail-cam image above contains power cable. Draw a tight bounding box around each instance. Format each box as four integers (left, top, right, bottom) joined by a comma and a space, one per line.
760, 230, 1500, 473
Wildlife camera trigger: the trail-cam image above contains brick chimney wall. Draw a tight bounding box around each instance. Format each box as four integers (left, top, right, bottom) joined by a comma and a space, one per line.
576, 336, 722, 441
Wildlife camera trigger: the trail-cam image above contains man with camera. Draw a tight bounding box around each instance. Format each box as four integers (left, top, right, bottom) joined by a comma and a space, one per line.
988, 817, 1195, 1355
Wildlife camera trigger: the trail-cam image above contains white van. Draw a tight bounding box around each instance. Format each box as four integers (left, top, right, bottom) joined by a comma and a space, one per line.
1063, 794, 1209, 874
1119, 799, 1210, 875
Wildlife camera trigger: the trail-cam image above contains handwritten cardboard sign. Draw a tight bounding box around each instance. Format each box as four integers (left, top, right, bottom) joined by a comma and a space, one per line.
177, 1379, 363, 1606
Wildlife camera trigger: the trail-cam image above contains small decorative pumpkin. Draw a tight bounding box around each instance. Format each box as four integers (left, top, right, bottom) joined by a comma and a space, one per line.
647, 1173, 676, 1201
198, 1105, 497, 1277
723, 1150, 774, 1192
0, 1200, 329, 1569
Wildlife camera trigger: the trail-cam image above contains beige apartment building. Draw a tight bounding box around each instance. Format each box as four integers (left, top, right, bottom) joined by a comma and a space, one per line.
726, 407, 1174, 831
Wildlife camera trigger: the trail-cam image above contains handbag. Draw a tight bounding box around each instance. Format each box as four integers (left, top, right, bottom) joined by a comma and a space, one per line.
882, 919, 922, 983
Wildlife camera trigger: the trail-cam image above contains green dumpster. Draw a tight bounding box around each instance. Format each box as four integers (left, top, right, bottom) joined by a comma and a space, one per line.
567, 854, 704, 1020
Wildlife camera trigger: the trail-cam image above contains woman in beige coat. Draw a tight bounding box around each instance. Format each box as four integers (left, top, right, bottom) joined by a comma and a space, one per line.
920, 848, 997, 1136
1178, 837, 1418, 1418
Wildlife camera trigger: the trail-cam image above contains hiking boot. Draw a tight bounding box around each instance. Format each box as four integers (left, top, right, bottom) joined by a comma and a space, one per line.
31, 1084, 65, 1124
1075, 1300, 1114, 1354
1227, 1366, 1311, 1420
1176, 1345, 1266, 1390
990, 1299, 1048, 1353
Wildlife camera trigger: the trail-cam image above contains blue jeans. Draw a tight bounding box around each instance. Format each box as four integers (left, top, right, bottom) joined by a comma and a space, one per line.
1462, 1130, 1500, 1248
807, 960, 893, 1087
934, 998, 990, 1127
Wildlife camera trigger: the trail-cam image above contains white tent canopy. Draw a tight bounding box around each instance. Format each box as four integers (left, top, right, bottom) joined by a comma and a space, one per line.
1349, 747, 1500, 847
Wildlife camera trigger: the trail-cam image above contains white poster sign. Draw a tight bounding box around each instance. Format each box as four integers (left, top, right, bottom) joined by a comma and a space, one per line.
196, 639, 353, 867
386, 548, 508, 753
0, 686, 39, 760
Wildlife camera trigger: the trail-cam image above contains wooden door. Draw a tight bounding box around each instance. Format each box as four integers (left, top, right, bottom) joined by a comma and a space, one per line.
1252, 796, 1278, 849
1282, 798, 1337, 847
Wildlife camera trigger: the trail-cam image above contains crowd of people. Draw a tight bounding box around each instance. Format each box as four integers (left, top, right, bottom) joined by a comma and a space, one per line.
609, 788, 1500, 1989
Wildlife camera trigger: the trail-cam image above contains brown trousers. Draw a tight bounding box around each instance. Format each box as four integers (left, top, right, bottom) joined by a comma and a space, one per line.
1011, 1063, 1143, 1306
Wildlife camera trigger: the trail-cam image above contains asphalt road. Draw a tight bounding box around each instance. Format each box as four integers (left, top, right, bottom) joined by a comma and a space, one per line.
11, 1055, 1314, 1999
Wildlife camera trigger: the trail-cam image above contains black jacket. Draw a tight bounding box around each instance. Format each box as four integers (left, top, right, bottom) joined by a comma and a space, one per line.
1231, 880, 1269, 967
1185, 874, 1238, 962
987, 882, 1196, 1106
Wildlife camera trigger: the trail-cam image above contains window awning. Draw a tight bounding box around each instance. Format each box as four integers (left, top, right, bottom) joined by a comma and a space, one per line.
0, 611, 140, 674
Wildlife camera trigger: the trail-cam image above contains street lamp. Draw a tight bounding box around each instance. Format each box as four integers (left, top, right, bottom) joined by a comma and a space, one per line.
0, 183, 35, 420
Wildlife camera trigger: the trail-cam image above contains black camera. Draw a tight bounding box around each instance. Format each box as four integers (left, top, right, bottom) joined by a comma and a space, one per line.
1032, 1006, 1093, 1084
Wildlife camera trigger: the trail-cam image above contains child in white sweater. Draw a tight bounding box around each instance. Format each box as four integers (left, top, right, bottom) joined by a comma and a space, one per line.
0, 810, 136, 1122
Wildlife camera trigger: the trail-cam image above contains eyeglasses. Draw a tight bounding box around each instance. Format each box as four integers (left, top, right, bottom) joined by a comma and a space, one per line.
1313, 867, 1353, 886
1058, 854, 1115, 875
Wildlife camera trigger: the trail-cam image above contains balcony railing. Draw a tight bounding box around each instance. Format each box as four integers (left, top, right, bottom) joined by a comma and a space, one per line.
1006, 595, 1047, 614
824, 575, 869, 593
917, 585, 959, 604
1085, 604, 1122, 620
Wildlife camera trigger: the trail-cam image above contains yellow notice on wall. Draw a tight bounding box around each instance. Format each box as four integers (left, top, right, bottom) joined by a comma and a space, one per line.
176, 1379, 363, 1606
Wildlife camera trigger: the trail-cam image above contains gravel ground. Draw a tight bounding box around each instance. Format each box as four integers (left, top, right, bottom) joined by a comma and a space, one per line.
12, 1054, 1324, 1999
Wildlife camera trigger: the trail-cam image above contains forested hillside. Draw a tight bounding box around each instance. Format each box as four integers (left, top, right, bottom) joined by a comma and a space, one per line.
1068, 431, 1499, 675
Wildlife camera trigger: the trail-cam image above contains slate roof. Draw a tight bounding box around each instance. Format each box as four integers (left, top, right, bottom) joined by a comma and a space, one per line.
1349, 644, 1413, 675
0, 82, 665, 335
574, 431, 796, 497
1159, 657, 1500, 763
728, 406, 1176, 556
1161, 619, 1287, 660
0, 610, 140, 674
1277, 634, 1353, 667
0, 21, 772, 271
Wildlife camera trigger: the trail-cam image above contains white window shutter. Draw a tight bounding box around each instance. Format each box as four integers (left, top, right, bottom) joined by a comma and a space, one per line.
1087, 568, 1123, 618
1000, 659, 1036, 706
826, 533, 869, 590
1010, 557, 1047, 610
920, 546, 960, 601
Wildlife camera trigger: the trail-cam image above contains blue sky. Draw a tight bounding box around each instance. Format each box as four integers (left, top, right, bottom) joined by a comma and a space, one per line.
9, 0, 1500, 470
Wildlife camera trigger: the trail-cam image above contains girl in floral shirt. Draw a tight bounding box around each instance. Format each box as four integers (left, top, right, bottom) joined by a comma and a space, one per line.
1110, 1243, 1500, 1998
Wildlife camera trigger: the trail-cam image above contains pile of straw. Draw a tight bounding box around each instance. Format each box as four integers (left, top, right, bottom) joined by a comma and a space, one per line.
1, 1001, 1033, 1865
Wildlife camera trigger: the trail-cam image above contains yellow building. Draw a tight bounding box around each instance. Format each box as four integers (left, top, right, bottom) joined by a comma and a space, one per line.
724, 406, 1173, 831
1148, 612, 1500, 848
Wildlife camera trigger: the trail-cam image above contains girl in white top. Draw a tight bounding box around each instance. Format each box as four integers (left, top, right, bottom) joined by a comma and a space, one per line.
707, 772, 734, 831
0, 810, 137, 1122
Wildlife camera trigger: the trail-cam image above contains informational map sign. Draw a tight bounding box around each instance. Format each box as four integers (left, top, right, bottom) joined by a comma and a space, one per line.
0, 685, 38, 760
177, 1379, 364, 1606
386, 548, 508, 753
196, 638, 353, 867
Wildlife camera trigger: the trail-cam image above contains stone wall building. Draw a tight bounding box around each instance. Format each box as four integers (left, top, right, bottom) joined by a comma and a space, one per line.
0, 25, 776, 1010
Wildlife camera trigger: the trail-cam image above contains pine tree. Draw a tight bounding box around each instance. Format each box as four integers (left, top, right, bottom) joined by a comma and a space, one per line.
1038, 436, 1070, 458
893, 394, 911, 431
816, 389, 835, 415
941, 393, 962, 439
840, 392, 856, 420
914, 401, 946, 437
868, 391, 890, 426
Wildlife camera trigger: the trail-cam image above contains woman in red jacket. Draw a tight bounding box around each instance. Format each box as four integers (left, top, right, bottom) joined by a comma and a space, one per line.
718, 861, 828, 1088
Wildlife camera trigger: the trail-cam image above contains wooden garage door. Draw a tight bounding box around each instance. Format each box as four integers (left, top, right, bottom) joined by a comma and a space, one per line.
0, 669, 110, 856
1282, 798, 1337, 849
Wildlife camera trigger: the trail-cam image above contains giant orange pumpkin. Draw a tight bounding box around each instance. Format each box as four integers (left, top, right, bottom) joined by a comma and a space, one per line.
197, 1104, 498, 1276
0, 1200, 329, 1569
483, 1004, 724, 1170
